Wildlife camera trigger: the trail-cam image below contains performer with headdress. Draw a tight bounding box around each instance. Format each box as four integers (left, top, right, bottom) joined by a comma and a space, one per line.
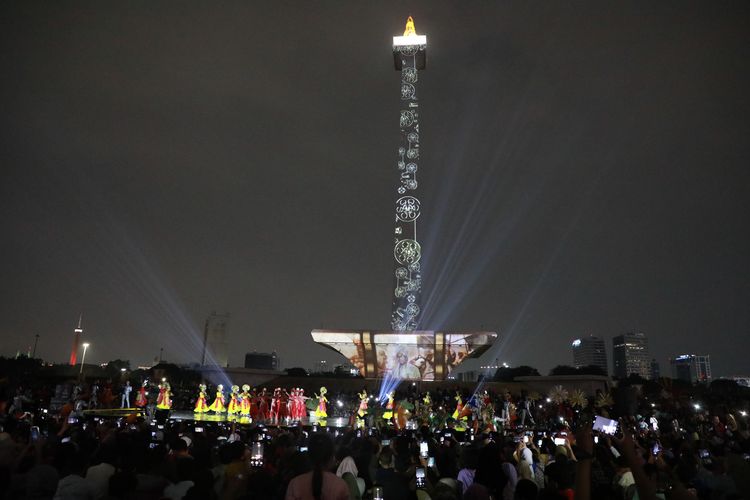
134, 380, 148, 408
314, 387, 328, 419
227, 385, 241, 415
194, 384, 209, 413
208, 384, 226, 413
257, 388, 269, 422
156, 382, 172, 410
382, 391, 395, 421
278, 388, 289, 421
240, 385, 251, 417
249, 387, 259, 420
270, 388, 281, 423
451, 391, 464, 420
297, 388, 308, 420
357, 390, 368, 418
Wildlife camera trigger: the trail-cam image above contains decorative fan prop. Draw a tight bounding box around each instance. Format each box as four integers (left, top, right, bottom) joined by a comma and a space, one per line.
595, 392, 614, 409
548, 385, 569, 405
569, 389, 588, 409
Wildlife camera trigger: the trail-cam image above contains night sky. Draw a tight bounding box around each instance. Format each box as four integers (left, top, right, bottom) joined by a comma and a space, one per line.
2, 2, 748, 376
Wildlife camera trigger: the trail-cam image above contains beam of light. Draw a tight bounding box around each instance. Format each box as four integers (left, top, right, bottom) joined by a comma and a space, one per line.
37, 166, 233, 388
377, 371, 403, 404
413, 52, 625, 365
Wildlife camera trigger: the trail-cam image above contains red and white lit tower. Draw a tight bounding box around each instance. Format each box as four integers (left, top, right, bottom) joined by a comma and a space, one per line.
69, 314, 83, 366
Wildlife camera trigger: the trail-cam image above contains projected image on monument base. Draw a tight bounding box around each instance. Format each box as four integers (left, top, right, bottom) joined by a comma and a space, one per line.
311, 330, 496, 381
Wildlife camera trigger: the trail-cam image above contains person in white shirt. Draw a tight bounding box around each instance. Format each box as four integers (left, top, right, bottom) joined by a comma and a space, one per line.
121, 381, 132, 408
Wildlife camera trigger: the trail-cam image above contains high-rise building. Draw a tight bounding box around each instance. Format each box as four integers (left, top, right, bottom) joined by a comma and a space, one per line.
571, 336, 608, 374
69, 314, 83, 366
650, 358, 661, 379
612, 332, 651, 379
201, 312, 230, 368
670, 354, 711, 383
244, 351, 279, 371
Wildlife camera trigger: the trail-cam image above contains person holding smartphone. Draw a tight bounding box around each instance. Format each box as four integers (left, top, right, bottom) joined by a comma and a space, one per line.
514, 439, 534, 479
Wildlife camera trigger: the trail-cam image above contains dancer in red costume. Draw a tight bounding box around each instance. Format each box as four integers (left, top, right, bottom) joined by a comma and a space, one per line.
257, 388, 269, 422
134, 380, 148, 408
270, 388, 281, 423
278, 388, 289, 421
288, 388, 297, 420
298, 388, 308, 420
249, 388, 259, 420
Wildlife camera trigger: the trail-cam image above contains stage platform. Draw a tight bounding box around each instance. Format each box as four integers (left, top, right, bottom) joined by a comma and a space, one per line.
82, 408, 353, 429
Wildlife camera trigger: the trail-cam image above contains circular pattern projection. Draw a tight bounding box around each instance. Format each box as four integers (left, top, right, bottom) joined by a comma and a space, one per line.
402, 67, 418, 83
401, 83, 416, 100
395, 196, 421, 222
394, 239, 421, 265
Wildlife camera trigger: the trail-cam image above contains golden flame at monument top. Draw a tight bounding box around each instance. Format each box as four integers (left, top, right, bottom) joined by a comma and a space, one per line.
393, 15, 426, 47
403, 16, 416, 37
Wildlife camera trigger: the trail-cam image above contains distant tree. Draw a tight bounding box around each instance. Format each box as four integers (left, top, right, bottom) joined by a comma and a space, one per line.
549, 365, 579, 376
104, 359, 131, 378
494, 365, 540, 381
576, 365, 607, 376
0, 356, 42, 384
512, 365, 541, 377
709, 378, 741, 398
619, 373, 648, 386
285, 367, 309, 377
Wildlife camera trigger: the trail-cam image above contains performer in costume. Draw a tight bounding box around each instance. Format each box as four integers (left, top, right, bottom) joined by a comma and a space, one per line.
208, 384, 226, 413
270, 388, 281, 423
314, 387, 328, 419
382, 391, 395, 420
156, 382, 172, 410
240, 385, 251, 417
452, 391, 464, 420
287, 389, 297, 420
357, 390, 368, 418
194, 384, 209, 413
297, 388, 308, 420
249, 388, 259, 420
227, 385, 241, 415
121, 381, 133, 408
134, 380, 148, 408
257, 388, 269, 421
278, 388, 289, 421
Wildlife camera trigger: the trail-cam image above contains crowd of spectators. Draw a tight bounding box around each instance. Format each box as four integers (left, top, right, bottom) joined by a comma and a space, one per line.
1, 380, 749, 500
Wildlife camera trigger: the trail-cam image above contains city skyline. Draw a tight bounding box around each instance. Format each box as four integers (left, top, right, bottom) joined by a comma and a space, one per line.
1, 3, 748, 377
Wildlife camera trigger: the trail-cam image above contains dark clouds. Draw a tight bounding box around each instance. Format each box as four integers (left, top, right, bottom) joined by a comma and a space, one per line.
1, 2, 748, 376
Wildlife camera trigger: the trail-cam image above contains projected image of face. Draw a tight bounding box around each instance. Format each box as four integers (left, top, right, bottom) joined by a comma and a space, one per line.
393, 350, 421, 379
375, 334, 435, 381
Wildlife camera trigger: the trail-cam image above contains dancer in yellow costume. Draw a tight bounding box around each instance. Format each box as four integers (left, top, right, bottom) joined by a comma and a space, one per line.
194, 384, 209, 413
357, 390, 368, 418
451, 391, 465, 420
240, 384, 251, 417
208, 384, 226, 413
314, 387, 328, 419
227, 385, 241, 415
383, 391, 395, 420
156, 382, 172, 410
